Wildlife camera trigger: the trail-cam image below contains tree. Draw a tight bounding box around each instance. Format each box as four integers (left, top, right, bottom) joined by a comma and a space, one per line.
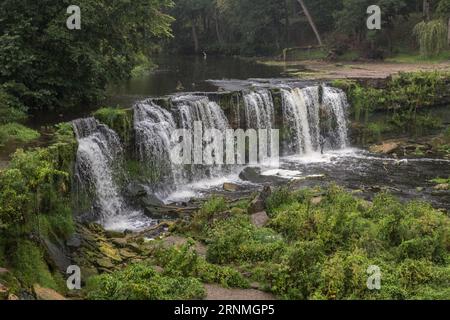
296, 0, 323, 46
0, 0, 174, 113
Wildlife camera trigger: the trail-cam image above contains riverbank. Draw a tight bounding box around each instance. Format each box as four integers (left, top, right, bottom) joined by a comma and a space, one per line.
257, 59, 450, 80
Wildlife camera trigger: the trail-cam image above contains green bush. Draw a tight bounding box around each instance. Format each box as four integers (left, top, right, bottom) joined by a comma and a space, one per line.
0, 123, 39, 146
185, 185, 450, 300
0, 88, 27, 124
10, 240, 62, 290
206, 214, 284, 264
86, 263, 205, 300
153, 242, 249, 289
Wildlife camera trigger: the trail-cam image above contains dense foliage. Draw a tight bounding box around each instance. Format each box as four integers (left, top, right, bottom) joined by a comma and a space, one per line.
0, 0, 173, 114
170, 186, 450, 300
0, 123, 77, 290
333, 72, 447, 140
167, 0, 449, 57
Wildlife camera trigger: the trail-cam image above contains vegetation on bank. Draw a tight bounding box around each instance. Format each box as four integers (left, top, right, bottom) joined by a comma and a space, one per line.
332, 72, 450, 144
0, 123, 77, 293
85, 186, 450, 300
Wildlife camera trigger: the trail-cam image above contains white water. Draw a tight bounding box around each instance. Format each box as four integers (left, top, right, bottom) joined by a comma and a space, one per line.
134, 100, 181, 194
72, 85, 353, 228
281, 86, 349, 156
73, 118, 154, 231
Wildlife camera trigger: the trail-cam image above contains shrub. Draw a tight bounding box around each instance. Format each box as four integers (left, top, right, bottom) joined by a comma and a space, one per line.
154, 243, 249, 288
86, 263, 205, 300
0, 123, 39, 146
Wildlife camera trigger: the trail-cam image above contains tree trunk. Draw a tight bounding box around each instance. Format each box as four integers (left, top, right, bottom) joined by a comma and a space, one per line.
192, 19, 199, 53
423, 0, 430, 21
214, 8, 223, 45
447, 18, 450, 46
284, 0, 290, 46
296, 0, 323, 46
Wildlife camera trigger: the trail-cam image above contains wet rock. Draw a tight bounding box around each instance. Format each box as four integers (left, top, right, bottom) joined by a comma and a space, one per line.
370, 142, 399, 154
434, 184, 450, 191
119, 248, 138, 259
223, 183, 240, 192
98, 243, 122, 262
126, 182, 164, 209
96, 257, 115, 269
42, 238, 71, 273
141, 194, 164, 208
66, 234, 82, 249
250, 211, 269, 228
105, 230, 126, 239
8, 294, 19, 300
248, 186, 272, 214
33, 284, 66, 300
310, 196, 323, 205
0, 283, 8, 300
239, 167, 284, 184
110, 238, 128, 248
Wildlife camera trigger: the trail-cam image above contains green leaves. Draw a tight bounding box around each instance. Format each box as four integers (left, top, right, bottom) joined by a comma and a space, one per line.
0, 0, 174, 111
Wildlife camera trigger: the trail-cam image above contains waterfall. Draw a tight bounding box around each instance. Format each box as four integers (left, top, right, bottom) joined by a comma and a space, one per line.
73, 118, 152, 230
173, 95, 229, 131
322, 86, 349, 149
281, 86, 349, 155
243, 90, 274, 130
134, 100, 179, 194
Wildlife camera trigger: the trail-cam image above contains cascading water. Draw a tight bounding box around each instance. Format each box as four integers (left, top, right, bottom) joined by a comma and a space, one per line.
243, 90, 277, 160
172, 95, 231, 181
322, 86, 349, 149
281, 86, 349, 155
243, 90, 275, 130
134, 100, 179, 194
174, 95, 229, 131
71, 83, 351, 226
73, 117, 153, 230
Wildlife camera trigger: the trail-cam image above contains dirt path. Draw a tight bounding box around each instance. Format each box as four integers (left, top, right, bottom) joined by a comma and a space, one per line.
204, 284, 275, 300
259, 60, 450, 80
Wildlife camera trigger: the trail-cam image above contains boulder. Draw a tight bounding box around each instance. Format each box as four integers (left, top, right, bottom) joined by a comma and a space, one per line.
239, 167, 285, 184
95, 257, 115, 269
250, 211, 269, 228
33, 284, 66, 300
369, 142, 399, 154
66, 234, 82, 249
125, 182, 164, 208
310, 196, 323, 205
0, 283, 8, 300
42, 238, 71, 273
434, 184, 450, 191
223, 183, 240, 192
248, 186, 272, 214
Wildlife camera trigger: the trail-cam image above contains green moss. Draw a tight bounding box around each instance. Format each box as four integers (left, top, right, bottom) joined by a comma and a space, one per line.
93, 107, 133, 145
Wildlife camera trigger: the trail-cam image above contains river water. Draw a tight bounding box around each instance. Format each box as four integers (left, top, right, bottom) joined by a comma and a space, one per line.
65, 55, 450, 230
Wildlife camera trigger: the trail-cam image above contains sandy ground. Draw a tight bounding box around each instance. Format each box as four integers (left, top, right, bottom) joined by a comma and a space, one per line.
260, 60, 450, 79
204, 284, 275, 300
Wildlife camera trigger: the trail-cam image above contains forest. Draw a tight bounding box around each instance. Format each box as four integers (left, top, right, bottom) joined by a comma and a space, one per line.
0, 0, 450, 304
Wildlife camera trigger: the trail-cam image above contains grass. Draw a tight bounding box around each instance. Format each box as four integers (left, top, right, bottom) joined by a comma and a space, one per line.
386, 51, 450, 64
0, 123, 40, 147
